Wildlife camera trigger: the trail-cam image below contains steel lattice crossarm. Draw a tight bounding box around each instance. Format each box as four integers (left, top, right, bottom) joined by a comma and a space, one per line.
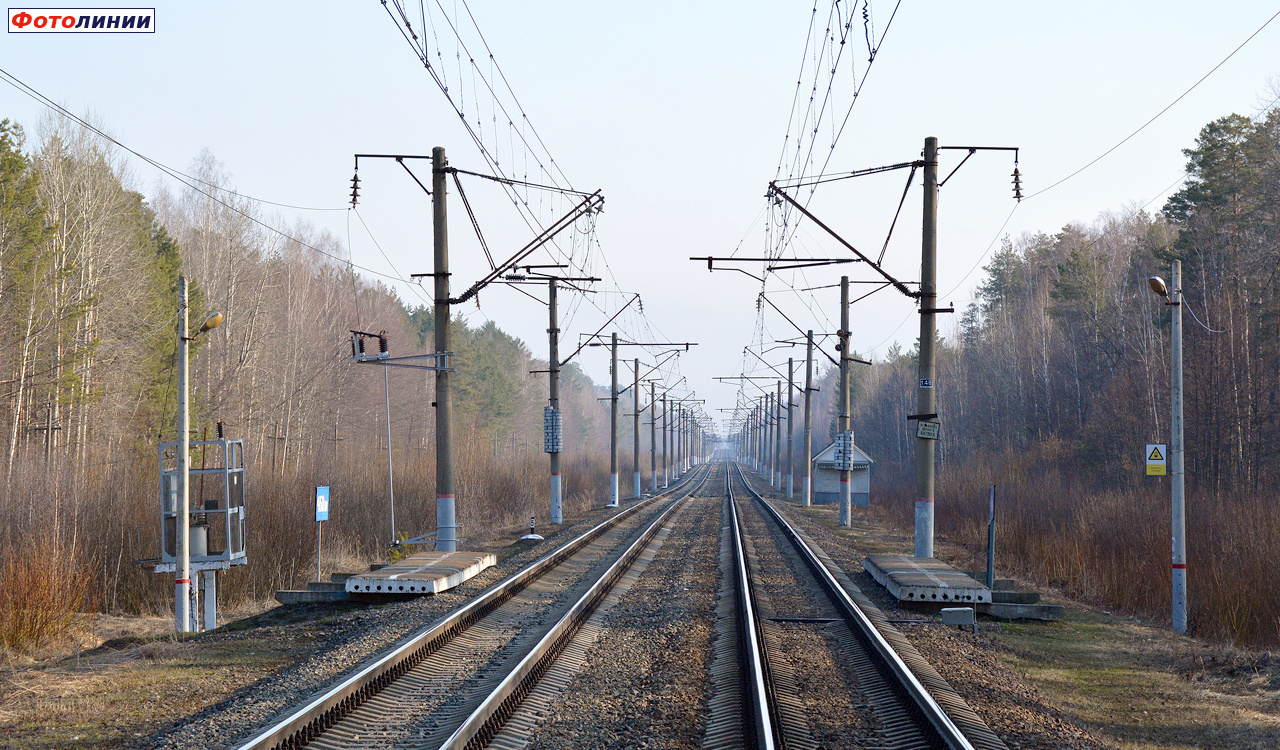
449, 189, 604, 306
764, 184, 919, 298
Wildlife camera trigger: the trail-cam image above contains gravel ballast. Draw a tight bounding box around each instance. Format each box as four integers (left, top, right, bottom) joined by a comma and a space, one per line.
524, 493, 721, 750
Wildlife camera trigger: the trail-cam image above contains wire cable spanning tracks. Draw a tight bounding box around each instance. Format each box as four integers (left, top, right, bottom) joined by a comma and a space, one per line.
234, 465, 711, 750
725, 462, 1008, 750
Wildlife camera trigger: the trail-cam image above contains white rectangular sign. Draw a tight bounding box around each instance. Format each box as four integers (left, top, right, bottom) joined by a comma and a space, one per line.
1146, 443, 1167, 476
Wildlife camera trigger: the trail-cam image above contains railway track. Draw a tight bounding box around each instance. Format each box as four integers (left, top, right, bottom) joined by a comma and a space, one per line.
709, 462, 1009, 750
232, 460, 1011, 750
233, 463, 712, 750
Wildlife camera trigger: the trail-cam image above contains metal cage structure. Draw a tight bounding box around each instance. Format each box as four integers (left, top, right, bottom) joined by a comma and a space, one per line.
156, 438, 247, 572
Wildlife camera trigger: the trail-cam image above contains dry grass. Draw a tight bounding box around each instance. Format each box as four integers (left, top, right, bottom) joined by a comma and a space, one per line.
0, 631, 312, 749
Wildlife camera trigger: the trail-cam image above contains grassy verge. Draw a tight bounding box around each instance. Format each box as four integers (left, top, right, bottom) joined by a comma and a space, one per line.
0, 632, 310, 749
997, 611, 1280, 750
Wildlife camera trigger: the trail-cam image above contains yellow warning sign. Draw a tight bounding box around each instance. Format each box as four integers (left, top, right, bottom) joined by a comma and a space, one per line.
1146, 443, 1167, 476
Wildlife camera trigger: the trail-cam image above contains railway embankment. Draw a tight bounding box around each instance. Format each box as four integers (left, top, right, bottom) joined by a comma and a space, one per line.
2, 472, 1277, 749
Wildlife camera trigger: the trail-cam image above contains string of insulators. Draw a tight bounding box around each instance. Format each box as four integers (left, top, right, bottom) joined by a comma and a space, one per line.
350, 172, 360, 206
1011, 164, 1023, 202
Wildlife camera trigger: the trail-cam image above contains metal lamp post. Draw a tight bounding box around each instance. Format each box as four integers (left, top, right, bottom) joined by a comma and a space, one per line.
1149, 264, 1187, 634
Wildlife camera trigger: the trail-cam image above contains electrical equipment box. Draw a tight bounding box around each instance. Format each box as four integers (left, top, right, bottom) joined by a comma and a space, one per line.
156, 438, 247, 571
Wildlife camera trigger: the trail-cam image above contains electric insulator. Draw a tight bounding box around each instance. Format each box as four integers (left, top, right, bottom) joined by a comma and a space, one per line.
1011, 166, 1023, 202
216, 421, 224, 439
356, 336, 366, 357
378, 331, 388, 354
350, 172, 360, 206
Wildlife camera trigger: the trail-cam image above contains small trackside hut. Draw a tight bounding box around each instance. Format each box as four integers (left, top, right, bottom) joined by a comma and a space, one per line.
811, 439, 873, 507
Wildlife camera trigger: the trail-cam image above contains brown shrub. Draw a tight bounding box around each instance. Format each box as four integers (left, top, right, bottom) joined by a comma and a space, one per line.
0, 532, 97, 653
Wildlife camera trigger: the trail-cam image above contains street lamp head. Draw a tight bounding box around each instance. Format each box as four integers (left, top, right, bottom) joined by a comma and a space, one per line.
1148, 276, 1169, 299
199, 311, 224, 335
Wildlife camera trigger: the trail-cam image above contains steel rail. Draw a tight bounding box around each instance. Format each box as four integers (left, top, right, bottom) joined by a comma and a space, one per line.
731, 462, 977, 750
233, 466, 708, 750
436, 463, 713, 750
725, 466, 778, 750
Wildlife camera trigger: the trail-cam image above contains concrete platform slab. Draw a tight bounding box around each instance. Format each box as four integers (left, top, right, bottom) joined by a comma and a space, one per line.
979, 602, 1064, 621
344, 550, 496, 596
274, 588, 351, 605
864, 555, 991, 605
992, 590, 1042, 605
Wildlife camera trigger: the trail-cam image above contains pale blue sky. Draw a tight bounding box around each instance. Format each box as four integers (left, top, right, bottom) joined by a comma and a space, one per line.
4, 2, 1279, 424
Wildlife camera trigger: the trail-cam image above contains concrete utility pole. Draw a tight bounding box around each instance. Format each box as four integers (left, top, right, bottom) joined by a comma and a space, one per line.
787, 357, 795, 500
762, 393, 770, 484
384, 366, 396, 542
681, 407, 688, 476
774, 380, 783, 490
764, 397, 772, 482
755, 399, 763, 477
661, 394, 669, 487
838, 276, 852, 527
609, 332, 619, 507
548, 279, 563, 524
676, 406, 684, 477
752, 399, 762, 470
689, 410, 695, 468
751, 405, 757, 469
916, 137, 938, 558
763, 393, 771, 485
754, 402, 762, 471
649, 381, 658, 493
433, 146, 457, 552
758, 399, 765, 473
175, 275, 191, 633
1171, 260, 1187, 633
803, 331, 814, 507
633, 358, 641, 499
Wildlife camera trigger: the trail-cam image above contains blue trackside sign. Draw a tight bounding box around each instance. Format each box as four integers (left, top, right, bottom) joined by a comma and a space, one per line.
315, 486, 330, 522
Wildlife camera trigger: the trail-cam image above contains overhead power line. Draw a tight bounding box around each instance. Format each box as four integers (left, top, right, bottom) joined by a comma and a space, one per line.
381, 0, 688, 381
1024, 8, 1280, 200
0, 67, 430, 290
0, 67, 347, 213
